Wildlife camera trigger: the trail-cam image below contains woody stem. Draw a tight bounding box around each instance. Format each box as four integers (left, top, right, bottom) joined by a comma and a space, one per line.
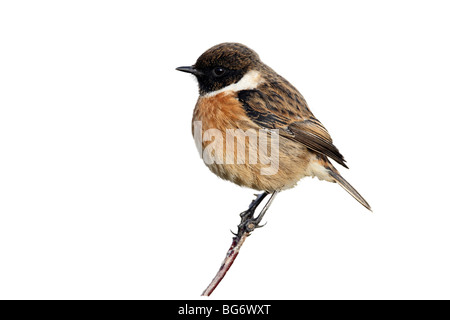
201, 191, 278, 296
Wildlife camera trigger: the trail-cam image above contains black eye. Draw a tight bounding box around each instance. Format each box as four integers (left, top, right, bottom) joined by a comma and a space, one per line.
212, 67, 226, 77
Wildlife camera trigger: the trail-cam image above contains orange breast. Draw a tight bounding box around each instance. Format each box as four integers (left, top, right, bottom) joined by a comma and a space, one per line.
191, 92, 311, 192
192, 92, 252, 133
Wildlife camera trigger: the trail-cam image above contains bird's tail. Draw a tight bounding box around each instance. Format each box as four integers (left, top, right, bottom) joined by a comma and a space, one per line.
328, 167, 372, 211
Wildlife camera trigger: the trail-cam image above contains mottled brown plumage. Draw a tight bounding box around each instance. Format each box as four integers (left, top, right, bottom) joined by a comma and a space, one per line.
177, 42, 371, 211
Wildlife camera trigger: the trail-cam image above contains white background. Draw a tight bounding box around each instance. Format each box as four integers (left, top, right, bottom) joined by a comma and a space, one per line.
1, 1, 449, 300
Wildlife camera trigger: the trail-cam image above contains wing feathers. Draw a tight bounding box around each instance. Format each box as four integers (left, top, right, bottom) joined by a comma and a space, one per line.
238, 86, 348, 168
285, 121, 348, 168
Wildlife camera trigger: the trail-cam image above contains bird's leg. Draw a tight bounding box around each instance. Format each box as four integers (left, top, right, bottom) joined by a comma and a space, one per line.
252, 190, 278, 226
239, 192, 269, 222
236, 191, 279, 236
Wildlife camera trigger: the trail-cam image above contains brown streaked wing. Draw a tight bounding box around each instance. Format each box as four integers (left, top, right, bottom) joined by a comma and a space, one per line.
237, 78, 348, 168
283, 120, 348, 168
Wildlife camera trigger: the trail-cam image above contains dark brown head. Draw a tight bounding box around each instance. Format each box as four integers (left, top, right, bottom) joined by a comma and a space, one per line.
176, 43, 261, 95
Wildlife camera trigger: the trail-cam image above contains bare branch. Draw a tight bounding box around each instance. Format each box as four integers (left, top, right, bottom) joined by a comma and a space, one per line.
201, 191, 278, 296
201, 232, 250, 296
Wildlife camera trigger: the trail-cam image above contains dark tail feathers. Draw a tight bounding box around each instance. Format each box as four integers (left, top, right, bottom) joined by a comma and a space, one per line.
328, 169, 372, 211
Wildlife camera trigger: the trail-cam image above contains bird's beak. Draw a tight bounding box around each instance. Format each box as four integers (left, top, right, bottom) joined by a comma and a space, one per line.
176, 66, 204, 76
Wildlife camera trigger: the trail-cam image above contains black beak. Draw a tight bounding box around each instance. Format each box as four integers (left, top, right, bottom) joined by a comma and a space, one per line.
176, 66, 203, 76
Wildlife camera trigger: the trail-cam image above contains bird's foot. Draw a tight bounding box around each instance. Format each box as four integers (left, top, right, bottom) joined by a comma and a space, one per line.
240, 215, 267, 233
232, 192, 271, 237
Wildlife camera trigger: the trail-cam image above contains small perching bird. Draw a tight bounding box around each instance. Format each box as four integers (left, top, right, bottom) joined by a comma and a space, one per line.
177, 42, 371, 215
177, 42, 371, 296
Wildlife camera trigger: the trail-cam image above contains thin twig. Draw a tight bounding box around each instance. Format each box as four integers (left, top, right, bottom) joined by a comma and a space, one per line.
201, 231, 250, 296
201, 191, 278, 296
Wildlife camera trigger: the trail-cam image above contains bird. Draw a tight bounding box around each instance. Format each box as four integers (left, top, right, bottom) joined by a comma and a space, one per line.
176, 42, 370, 228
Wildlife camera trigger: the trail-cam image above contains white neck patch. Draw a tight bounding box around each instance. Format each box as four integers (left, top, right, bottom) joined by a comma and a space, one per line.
202, 70, 262, 98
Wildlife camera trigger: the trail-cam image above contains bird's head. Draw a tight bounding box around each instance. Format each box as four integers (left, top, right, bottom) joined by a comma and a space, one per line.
176, 43, 261, 96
